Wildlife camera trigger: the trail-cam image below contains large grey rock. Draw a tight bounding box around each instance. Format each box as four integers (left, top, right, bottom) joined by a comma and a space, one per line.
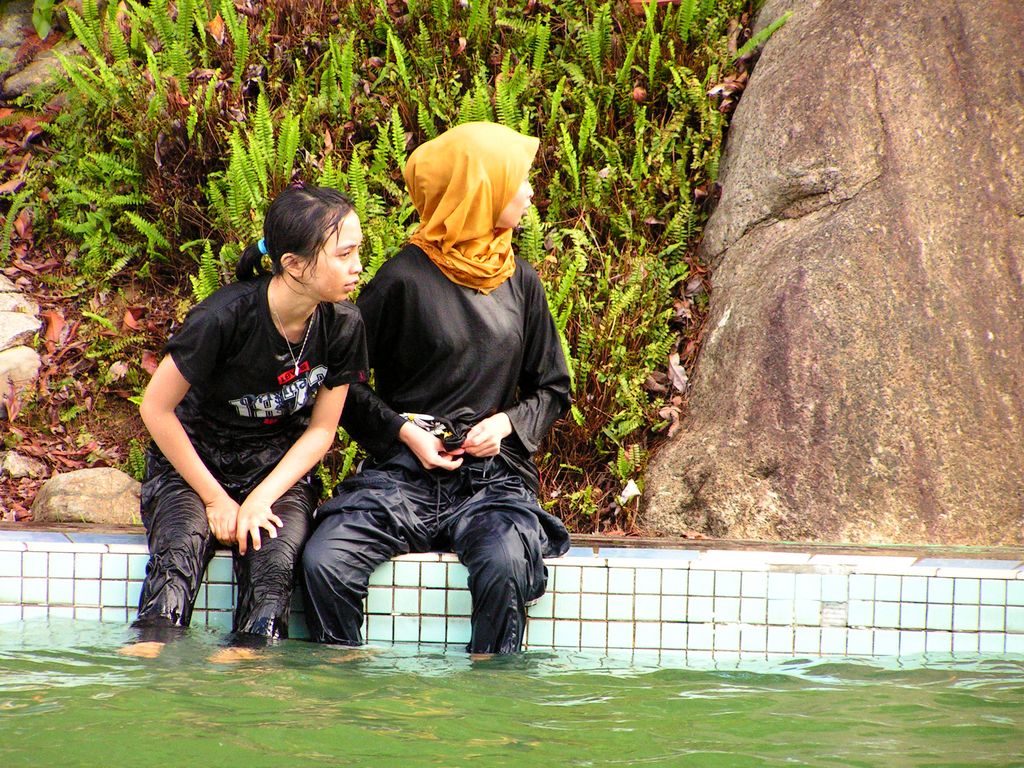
2, 38, 81, 97
1, 451, 46, 479
31, 468, 141, 525
0, 291, 37, 314
0, 311, 39, 349
643, 0, 1024, 545
0, 1, 33, 50
0, 344, 40, 386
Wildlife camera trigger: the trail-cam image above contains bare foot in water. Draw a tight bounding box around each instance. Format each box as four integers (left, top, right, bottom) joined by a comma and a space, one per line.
469, 653, 495, 662
330, 646, 383, 663
208, 647, 261, 664
118, 642, 165, 659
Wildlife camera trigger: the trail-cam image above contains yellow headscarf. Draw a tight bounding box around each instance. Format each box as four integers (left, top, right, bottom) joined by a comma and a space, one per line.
404, 122, 539, 294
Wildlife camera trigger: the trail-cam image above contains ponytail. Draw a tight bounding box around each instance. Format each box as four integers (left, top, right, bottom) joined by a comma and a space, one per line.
235, 241, 269, 282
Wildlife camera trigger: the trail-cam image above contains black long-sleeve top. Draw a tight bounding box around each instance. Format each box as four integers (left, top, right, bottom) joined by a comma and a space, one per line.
341, 244, 571, 493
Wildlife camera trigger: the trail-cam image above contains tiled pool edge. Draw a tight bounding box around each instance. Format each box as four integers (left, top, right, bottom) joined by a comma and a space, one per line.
1, 528, 1023, 657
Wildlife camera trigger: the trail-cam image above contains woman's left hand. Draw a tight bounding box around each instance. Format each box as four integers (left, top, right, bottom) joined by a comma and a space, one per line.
235, 496, 284, 555
461, 413, 513, 457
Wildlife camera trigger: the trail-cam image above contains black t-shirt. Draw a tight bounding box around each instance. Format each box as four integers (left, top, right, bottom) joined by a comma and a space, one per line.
341, 244, 570, 493
147, 276, 367, 497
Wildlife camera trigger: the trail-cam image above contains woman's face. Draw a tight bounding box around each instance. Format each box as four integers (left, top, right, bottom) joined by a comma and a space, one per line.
303, 211, 364, 303
495, 179, 534, 229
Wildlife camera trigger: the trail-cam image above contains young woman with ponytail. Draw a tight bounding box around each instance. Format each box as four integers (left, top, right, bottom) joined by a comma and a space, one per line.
125, 186, 367, 656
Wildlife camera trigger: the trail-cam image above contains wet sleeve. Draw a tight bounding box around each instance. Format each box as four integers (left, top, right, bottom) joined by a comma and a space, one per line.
339, 274, 408, 457
324, 305, 369, 389
504, 265, 572, 454
164, 302, 228, 387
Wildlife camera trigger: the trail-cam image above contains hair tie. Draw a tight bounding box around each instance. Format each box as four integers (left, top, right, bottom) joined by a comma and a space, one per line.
257, 238, 268, 255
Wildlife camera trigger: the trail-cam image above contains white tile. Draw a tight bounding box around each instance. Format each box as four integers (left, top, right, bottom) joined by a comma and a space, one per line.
661, 623, 687, 650
528, 591, 554, 618
688, 570, 714, 596
848, 574, 875, 600
23, 606, 49, 620
420, 617, 447, 644
634, 622, 661, 649
873, 629, 901, 656
899, 630, 927, 655
444, 618, 468, 647
366, 587, 392, 615
21, 578, 46, 604
953, 605, 979, 631
634, 569, 661, 594
760, 626, 789, 655
579, 622, 607, 650
420, 562, 447, 589
393, 588, 419, 615
926, 604, 953, 631
952, 632, 979, 654
101, 581, 127, 607
820, 575, 848, 602
28, 542, 106, 553
820, 627, 847, 655
394, 552, 441, 562
794, 573, 822, 601
794, 627, 821, 654
901, 576, 928, 603
553, 565, 582, 593
847, 599, 873, 627
554, 592, 581, 620
553, 620, 581, 648
846, 629, 874, 656
874, 601, 900, 629
740, 598, 767, 624
900, 602, 927, 629
24, 552, 48, 577
49, 579, 74, 605
74, 553, 102, 579
980, 579, 1006, 605
928, 577, 955, 603
607, 622, 634, 650
767, 599, 794, 625
581, 567, 608, 594
634, 595, 660, 621
714, 571, 742, 597
714, 624, 740, 651
49, 553, 74, 579
661, 570, 687, 595
739, 625, 767, 653
767, 572, 796, 599
660, 595, 686, 621
392, 561, 420, 587
953, 578, 981, 605
580, 593, 607, 620
447, 589, 472, 617
714, 597, 740, 623
978, 605, 1005, 632
366, 614, 393, 642
687, 624, 714, 650
420, 589, 446, 615
393, 616, 420, 643
978, 632, 1006, 653
687, 596, 713, 622
75, 580, 100, 606
607, 568, 635, 594
368, 561, 394, 587
526, 619, 553, 647
101, 553, 128, 581
607, 594, 633, 621
794, 600, 821, 626
447, 564, 469, 590
925, 631, 952, 654
741, 571, 768, 598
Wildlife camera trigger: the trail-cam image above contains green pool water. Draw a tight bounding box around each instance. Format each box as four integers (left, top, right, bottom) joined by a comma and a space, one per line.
1, 620, 1022, 767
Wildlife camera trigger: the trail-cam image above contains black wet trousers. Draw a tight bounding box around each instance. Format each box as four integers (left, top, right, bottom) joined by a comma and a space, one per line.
302, 454, 554, 654
133, 472, 313, 642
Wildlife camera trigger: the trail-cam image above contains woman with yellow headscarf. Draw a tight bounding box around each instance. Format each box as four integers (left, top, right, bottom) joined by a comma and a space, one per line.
303, 122, 571, 655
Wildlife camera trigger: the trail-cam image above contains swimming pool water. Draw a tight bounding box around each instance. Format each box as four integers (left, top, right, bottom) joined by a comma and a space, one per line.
2, 620, 1022, 767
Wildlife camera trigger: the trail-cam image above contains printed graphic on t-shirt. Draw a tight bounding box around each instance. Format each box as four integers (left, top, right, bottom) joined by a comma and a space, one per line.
228, 363, 328, 419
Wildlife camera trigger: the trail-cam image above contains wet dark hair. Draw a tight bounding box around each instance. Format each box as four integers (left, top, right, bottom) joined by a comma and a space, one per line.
235, 185, 356, 281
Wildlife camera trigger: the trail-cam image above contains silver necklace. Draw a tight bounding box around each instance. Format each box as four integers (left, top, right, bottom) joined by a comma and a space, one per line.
270, 289, 315, 376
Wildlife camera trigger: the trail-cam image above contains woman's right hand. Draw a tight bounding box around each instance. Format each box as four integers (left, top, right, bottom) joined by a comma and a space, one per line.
206, 494, 240, 544
399, 422, 464, 471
